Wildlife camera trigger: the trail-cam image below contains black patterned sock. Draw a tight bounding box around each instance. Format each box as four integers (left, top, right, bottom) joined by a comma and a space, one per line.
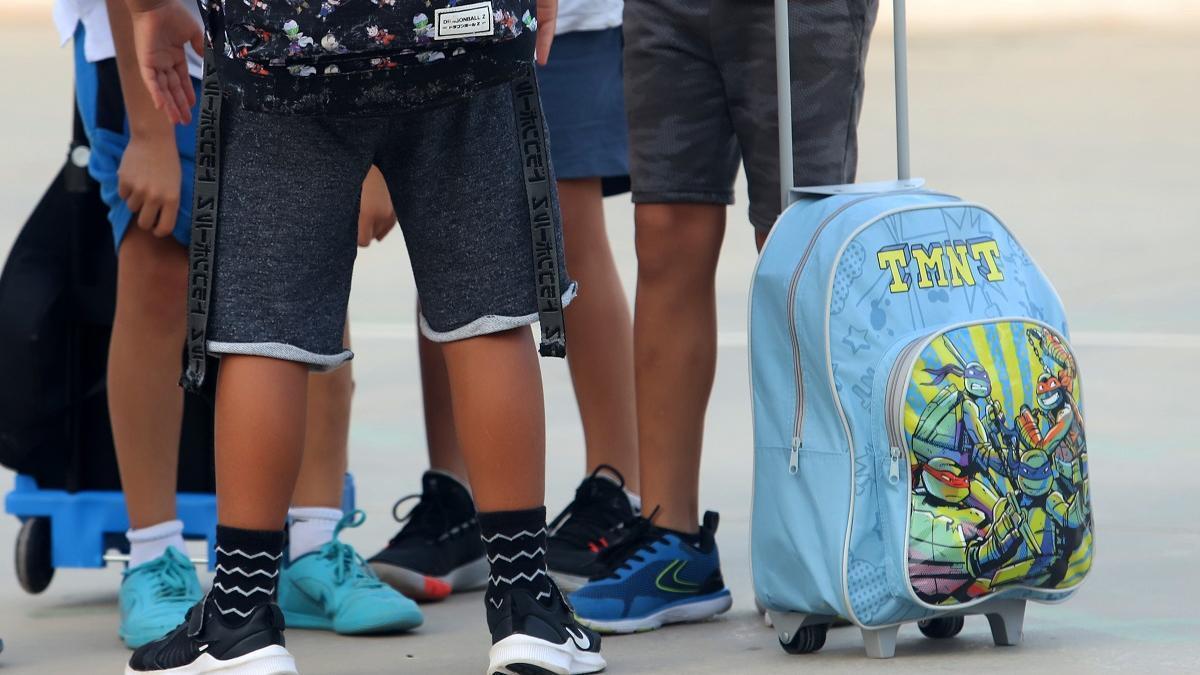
478, 507, 552, 602
212, 525, 285, 622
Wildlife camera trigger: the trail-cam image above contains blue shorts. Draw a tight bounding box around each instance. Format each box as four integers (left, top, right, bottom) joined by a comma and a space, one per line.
535, 27, 630, 196
73, 25, 201, 249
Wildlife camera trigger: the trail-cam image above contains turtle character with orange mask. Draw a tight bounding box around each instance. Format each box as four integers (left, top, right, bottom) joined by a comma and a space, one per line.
1020, 327, 1087, 494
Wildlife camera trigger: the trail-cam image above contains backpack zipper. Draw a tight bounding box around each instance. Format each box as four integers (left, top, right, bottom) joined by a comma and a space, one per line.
883, 336, 926, 484
784, 193, 918, 470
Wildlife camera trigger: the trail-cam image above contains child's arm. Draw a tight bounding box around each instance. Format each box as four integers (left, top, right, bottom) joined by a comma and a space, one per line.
535, 0, 557, 65
107, 0, 187, 236
357, 166, 397, 247
123, 0, 203, 124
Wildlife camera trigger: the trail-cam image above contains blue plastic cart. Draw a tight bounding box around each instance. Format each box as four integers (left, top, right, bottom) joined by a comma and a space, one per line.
5, 473, 356, 593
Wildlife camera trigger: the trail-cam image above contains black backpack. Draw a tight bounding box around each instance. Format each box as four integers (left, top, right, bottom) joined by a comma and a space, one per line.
0, 111, 217, 493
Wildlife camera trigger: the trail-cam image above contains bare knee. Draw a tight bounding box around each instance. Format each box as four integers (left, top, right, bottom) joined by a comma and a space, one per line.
116, 230, 189, 332
635, 204, 725, 286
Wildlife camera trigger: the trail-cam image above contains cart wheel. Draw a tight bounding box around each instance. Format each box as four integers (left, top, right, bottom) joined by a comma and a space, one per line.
779, 625, 827, 654
15, 517, 54, 594
918, 616, 964, 639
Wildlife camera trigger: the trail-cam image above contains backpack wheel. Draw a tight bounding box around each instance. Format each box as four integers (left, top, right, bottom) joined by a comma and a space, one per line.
15, 517, 54, 594
917, 616, 964, 639
779, 624, 827, 654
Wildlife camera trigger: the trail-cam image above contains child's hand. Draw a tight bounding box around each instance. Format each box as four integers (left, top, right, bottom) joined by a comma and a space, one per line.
118, 134, 183, 237
535, 0, 557, 65
127, 0, 204, 124
357, 166, 397, 247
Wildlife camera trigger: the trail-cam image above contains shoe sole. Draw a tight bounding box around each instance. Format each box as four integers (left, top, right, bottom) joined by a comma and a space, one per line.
124, 645, 297, 675
547, 572, 589, 593
282, 608, 424, 635
488, 634, 606, 675
576, 590, 733, 635
370, 557, 489, 602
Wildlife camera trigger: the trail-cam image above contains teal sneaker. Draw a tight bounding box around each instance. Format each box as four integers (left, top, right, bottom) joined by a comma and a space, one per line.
118, 547, 203, 649
279, 511, 424, 635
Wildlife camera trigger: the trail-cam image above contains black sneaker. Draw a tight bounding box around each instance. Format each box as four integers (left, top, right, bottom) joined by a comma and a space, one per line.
369, 470, 489, 602
546, 466, 638, 592
125, 595, 296, 675
487, 581, 605, 675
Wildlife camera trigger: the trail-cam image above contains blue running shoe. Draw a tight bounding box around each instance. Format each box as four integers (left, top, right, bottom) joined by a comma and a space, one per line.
570, 511, 732, 634
119, 547, 203, 649
279, 511, 424, 635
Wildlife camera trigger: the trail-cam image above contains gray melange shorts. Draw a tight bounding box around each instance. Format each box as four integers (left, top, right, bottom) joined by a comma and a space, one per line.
206, 81, 573, 370
624, 0, 879, 229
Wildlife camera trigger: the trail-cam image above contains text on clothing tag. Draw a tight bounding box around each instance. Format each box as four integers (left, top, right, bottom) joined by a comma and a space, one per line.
435, 2, 495, 40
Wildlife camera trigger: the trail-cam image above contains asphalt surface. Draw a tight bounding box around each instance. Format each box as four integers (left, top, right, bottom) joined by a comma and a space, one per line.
0, 17, 1197, 675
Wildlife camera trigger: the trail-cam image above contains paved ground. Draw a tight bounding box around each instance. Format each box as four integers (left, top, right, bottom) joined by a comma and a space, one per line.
1, 16, 1198, 675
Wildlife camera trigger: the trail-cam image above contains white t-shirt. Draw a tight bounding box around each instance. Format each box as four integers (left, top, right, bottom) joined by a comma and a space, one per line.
556, 0, 622, 35
54, 0, 204, 80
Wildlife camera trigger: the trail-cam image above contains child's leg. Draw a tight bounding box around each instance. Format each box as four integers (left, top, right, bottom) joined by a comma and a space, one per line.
214, 355, 309, 530
632, 203, 727, 535
278, 320, 424, 633
369, 313, 483, 603
558, 178, 639, 490
286, 323, 350, 560
374, 81, 602, 672
109, 226, 204, 650
127, 86, 379, 675
439, 328, 544, 512
568, 209, 733, 637
108, 226, 188, 531
417, 310, 469, 481
290, 322, 352, 512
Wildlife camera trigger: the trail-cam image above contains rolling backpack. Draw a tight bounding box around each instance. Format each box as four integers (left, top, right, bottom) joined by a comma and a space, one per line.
748, 0, 1093, 658
184, 0, 567, 394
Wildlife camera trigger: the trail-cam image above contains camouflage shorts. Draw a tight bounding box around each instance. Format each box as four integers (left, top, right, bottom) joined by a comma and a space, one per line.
624, 0, 879, 228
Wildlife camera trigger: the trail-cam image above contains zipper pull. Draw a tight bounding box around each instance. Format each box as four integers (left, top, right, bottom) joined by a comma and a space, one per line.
889, 446, 902, 484
789, 437, 801, 475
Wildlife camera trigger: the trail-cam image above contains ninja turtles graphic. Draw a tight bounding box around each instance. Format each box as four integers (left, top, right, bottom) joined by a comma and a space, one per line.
905, 323, 1093, 606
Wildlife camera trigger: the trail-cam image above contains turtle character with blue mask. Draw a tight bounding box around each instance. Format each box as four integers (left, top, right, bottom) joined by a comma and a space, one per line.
911, 336, 1011, 509
983, 447, 1090, 591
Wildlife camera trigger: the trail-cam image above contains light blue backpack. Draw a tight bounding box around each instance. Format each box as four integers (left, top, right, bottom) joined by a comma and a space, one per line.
749, 0, 1093, 658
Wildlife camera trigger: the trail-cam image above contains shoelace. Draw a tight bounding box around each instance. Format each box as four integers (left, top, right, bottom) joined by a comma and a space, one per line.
149, 552, 196, 602
388, 490, 453, 545
548, 465, 630, 550
323, 510, 386, 588
595, 506, 665, 580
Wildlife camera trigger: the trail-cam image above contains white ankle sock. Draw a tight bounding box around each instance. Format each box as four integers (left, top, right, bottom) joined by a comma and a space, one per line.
127, 520, 187, 569
288, 507, 343, 560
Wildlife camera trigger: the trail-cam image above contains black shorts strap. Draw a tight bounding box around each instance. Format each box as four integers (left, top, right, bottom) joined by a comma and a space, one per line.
182, 48, 223, 393
511, 67, 567, 358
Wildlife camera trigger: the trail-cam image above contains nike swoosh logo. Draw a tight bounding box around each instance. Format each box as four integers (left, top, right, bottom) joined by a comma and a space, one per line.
293, 579, 330, 608
655, 560, 702, 594
564, 626, 592, 651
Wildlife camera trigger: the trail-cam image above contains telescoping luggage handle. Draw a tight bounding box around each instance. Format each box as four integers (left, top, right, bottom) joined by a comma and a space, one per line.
774, 0, 921, 208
